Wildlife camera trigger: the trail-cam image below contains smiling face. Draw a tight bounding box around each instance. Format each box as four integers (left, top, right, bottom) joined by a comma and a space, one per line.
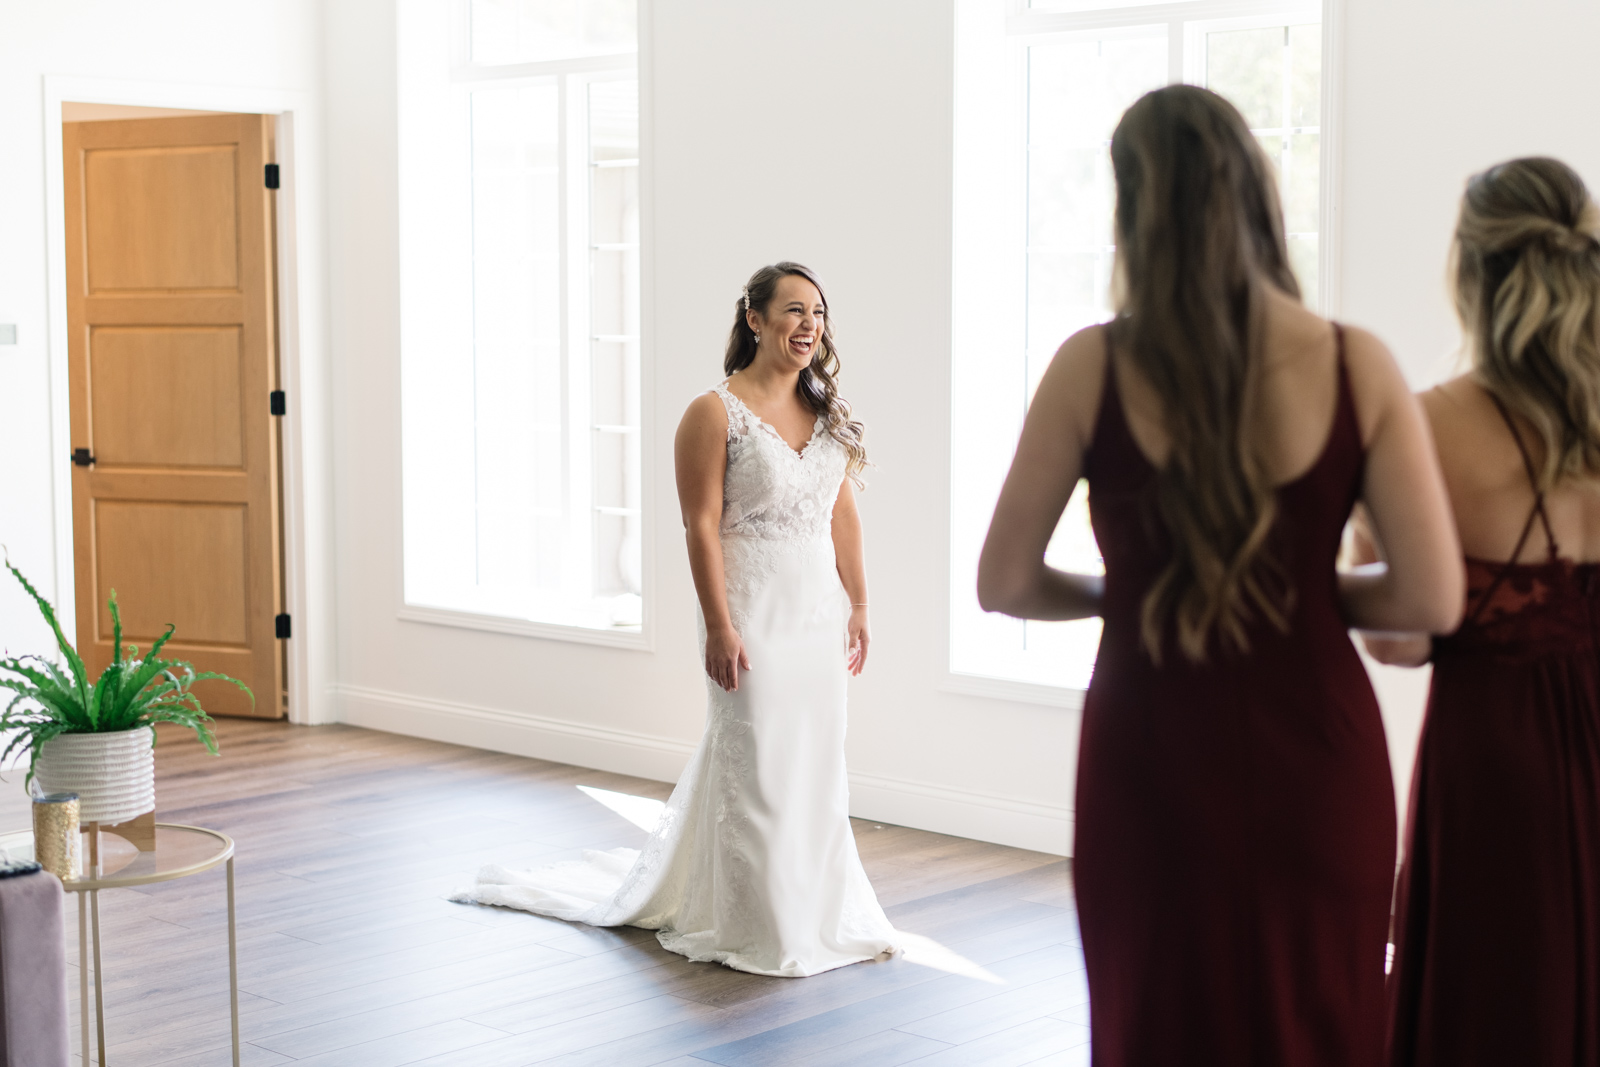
748, 274, 826, 373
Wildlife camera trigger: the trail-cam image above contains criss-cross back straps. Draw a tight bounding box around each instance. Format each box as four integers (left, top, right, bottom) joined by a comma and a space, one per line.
1464, 391, 1561, 627
1486, 390, 1560, 562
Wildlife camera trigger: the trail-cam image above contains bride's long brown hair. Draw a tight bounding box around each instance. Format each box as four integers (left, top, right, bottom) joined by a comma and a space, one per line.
725, 262, 868, 484
1109, 85, 1302, 663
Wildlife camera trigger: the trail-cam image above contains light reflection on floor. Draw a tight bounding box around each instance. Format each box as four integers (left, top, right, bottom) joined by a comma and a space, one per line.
895, 930, 1006, 983
577, 784, 665, 831
577, 784, 1006, 984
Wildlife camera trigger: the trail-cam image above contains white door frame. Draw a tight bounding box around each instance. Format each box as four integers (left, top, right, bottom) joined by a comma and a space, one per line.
42, 74, 332, 724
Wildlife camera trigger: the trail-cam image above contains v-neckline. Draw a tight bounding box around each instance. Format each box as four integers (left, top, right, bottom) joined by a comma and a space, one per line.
721, 383, 825, 458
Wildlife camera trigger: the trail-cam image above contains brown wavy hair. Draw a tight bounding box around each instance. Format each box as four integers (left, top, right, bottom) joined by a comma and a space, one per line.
1109, 85, 1301, 663
1454, 157, 1600, 488
724, 261, 868, 484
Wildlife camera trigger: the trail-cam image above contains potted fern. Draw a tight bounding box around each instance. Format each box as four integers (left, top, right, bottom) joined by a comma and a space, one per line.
0, 560, 248, 827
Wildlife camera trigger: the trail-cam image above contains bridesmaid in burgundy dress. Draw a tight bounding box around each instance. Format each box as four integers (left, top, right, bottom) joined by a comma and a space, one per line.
1361, 157, 1600, 1066
979, 86, 1463, 1066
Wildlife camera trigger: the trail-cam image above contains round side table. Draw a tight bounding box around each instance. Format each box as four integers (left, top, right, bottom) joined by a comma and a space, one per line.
0, 824, 238, 1067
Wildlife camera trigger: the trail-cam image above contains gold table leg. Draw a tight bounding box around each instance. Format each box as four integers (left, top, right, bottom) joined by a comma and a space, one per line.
227, 857, 239, 1067
90, 888, 105, 1067
78, 892, 90, 1067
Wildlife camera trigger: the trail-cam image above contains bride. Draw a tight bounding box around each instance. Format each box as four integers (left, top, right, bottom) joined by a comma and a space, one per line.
454, 261, 899, 977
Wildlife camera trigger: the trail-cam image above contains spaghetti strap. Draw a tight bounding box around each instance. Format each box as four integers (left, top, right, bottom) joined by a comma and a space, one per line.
1089, 324, 1132, 460
1099, 325, 1122, 415
1332, 323, 1357, 439
1463, 391, 1561, 626
1485, 391, 1559, 560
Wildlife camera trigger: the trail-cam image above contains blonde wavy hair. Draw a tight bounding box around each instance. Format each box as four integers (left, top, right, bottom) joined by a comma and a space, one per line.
1455, 156, 1600, 488
724, 262, 868, 485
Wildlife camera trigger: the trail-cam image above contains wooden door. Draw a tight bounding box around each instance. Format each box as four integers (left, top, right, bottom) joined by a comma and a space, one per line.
63, 114, 284, 720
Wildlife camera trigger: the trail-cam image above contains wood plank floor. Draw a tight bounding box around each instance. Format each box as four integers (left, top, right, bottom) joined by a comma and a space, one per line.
0, 720, 1085, 1066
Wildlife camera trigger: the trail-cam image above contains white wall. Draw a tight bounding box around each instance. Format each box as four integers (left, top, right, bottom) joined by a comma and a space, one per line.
10, 0, 1595, 856
0, 1, 332, 720
1341, 0, 1600, 389
327, 0, 1078, 853
1340, 0, 1600, 822
320, 0, 1600, 855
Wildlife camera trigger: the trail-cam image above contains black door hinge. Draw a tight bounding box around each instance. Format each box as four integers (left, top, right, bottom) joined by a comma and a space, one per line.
270, 390, 286, 416
265, 163, 280, 190
71, 448, 95, 467
275, 613, 292, 639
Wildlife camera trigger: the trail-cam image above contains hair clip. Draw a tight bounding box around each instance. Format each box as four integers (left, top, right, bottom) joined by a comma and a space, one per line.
742, 286, 751, 311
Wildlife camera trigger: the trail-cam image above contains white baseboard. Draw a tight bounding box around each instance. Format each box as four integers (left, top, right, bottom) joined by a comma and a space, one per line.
335, 684, 694, 783
333, 683, 1073, 857
847, 770, 1072, 857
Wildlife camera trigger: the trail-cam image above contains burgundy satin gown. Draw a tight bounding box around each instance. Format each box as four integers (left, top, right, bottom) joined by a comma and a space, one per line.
1077, 325, 1395, 1066
1388, 396, 1600, 1066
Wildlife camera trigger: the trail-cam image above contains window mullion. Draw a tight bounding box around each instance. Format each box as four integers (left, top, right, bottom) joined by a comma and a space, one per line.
1280, 26, 1292, 217
562, 73, 594, 604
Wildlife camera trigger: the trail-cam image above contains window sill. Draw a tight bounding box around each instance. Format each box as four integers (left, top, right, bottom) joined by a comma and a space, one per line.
941, 672, 1086, 710
398, 604, 651, 652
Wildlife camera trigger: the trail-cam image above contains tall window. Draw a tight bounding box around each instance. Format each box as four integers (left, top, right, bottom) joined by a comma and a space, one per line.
398, 0, 643, 641
951, 0, 1323, 695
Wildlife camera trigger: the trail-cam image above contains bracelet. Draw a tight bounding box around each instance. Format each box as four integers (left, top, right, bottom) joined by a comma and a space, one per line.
851, 602, 869, 607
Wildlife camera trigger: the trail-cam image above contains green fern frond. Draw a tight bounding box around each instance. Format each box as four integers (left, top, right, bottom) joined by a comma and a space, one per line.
1, 559, 243, 781
3, 558, 92, 713
145, 625, 175, 664
110, 590, 123, 668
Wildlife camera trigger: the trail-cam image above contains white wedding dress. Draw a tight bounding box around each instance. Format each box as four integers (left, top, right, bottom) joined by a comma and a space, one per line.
453, 382, 899, 977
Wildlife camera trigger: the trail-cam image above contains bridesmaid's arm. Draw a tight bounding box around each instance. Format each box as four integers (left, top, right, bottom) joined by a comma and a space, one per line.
1337, 328, 1464, 635
978, 327, 1107, 621
1348, 505, 1434, 667
675, 393, 748, 692
832, 478, 870, 675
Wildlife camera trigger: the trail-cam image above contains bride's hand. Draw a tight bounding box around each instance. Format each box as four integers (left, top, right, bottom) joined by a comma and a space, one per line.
705, 624, 750, 692
846, 606, 870, 676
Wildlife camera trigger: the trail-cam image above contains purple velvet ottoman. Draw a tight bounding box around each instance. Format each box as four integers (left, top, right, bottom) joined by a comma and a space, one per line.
0, 870, 68, 1067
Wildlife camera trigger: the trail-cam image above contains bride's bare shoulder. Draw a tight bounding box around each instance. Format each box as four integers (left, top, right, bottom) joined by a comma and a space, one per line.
684, 388, 728, 417
677, 390, 730, 444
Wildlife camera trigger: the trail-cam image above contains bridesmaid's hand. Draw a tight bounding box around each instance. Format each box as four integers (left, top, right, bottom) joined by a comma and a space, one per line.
705, 624, 750, 692
846, 606, 870, 676
1358, 631, 1431, 668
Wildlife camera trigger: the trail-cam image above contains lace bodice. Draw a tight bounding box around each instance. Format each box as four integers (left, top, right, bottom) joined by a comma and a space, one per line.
714, 382, 846, 545
1433, 556, 1600, 663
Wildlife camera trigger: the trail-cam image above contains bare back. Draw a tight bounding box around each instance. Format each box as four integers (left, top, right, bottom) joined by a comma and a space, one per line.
1116, 286, 1353, 484
979, 283, 1461, 635
1424, 375, 1600, 564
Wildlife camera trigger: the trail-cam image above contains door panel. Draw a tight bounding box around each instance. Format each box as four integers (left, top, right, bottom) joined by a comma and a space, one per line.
89, 327, 245, 469
65, 114, 284, 720
93, 502, 251, 646
84, 145, 240, 292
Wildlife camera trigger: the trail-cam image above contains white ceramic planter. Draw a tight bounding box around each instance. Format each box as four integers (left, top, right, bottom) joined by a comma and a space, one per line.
35, 727, 155, 825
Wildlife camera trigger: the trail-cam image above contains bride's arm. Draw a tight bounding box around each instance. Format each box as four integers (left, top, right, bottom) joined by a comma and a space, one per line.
978, 327, 1107, 621
675, 394, 748, 692
832, 479, 870, 676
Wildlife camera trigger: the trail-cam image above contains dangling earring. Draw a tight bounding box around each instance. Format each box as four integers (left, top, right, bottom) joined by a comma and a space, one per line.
753, 334, 761, 345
